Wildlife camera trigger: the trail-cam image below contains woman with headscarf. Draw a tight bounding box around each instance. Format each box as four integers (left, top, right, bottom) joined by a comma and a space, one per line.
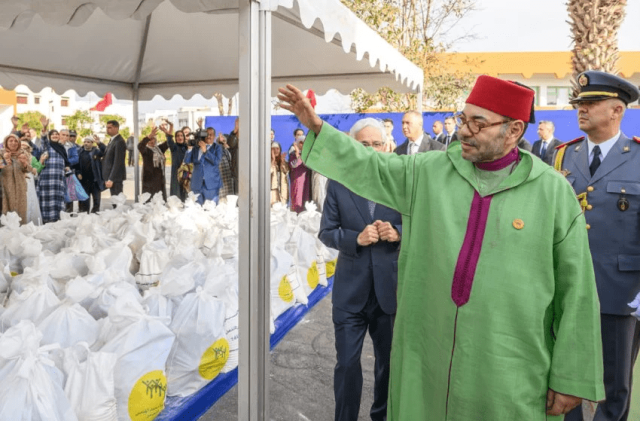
38, 117, 70, 224
163, 123, 188, 201
270, 141, 289, 206
1, 133, 31, 224
138, 126, 168, 201
20, 140, 43, 225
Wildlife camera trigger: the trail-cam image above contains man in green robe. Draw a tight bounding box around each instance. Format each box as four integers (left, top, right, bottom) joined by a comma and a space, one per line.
277, 75, 605, 420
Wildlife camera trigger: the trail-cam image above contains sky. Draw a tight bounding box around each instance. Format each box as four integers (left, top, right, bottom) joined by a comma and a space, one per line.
80, 0, 640, 114
448, 0, 639, 52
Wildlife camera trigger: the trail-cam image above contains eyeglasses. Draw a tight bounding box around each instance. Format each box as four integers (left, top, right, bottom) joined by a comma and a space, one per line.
360, 141, 384, 148
453, 113, 511, 135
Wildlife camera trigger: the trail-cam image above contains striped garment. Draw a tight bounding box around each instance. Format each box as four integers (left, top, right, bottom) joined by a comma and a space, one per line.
218, 148, 235, 200
38, 143, 66, 223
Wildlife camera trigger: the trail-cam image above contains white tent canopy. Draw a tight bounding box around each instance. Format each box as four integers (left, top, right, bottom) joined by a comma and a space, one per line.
0, 0, 423, 100
0, 1, 423, 419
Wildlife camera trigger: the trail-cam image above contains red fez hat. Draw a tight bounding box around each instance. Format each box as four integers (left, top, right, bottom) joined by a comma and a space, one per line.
466, 75, 536, 123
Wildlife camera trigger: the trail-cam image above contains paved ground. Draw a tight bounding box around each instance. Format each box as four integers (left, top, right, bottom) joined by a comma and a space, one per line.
201, 296, 377, 421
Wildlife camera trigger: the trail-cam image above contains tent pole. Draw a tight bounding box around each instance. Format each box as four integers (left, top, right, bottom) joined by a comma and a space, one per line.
133, 87, 140, 201
238, 0, 271, 420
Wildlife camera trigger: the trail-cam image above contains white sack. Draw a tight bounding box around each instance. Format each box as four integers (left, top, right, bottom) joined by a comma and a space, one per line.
271, 246, 297, 319
99, 296, 175, 421
166, 288, 228, 397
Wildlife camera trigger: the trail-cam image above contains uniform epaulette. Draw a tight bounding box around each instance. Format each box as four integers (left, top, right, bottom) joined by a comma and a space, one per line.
633, 136, 640, 144
555, 136, 585, 150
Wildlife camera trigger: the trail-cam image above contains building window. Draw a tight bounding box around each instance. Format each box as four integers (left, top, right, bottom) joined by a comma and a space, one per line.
531, 86, 540, 106
34, 96, 41, 104
547, 87, 571, 106
16, 94, 28, 104
61, 116, 69, 126
61, 97, 69, 107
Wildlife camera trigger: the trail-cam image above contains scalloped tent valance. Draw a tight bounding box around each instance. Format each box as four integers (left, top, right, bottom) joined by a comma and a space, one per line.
0, 0, 423, 100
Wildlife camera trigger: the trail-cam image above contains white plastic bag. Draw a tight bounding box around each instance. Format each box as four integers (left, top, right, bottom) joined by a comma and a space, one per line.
1, 283, 61, 332
98, 296, 175, 421
135, 239, 170, 290
0, 320, 78, 421
271, 246, 297, 319
63, 343, 118, 421
166, 288, 228, 397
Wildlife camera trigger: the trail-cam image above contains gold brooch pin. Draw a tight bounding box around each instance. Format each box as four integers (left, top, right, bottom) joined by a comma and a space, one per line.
513, 219, 524, 230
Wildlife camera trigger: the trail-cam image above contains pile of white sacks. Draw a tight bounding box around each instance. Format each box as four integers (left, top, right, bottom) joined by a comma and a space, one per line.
0, 192, 337, 421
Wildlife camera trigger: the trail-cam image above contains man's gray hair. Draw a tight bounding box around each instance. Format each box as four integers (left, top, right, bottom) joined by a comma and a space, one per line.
349, 118, 388, 144
59, 128, 69, 134
404, 110, 423, 124
539, 120, 555, 132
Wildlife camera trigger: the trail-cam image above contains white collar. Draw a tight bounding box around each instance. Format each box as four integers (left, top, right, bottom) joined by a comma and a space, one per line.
410, 133, 424, 148
587, 131, 621, 161
541, 136, 554, 144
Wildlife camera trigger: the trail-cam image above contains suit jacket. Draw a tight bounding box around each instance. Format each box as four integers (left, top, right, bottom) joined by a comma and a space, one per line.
558, 133, 640, 315
101, 134, 127, 183
77, 143, 106, 191
395, 132, 446, 155
532, 138, 562, 165
437, 132, 459, 146
184, 143, 223, 191
318, 180, 402, 315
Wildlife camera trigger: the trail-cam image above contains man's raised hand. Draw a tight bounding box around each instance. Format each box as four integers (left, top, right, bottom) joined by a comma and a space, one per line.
277, 85, 323, 135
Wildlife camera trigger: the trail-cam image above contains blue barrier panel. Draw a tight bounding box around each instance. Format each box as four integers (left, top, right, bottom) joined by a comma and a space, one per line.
156, 276, 335, 421
206, 110, 640, 159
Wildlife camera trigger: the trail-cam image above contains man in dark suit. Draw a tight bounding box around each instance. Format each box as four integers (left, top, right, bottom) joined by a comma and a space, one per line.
440, 116, 459, 146
319, 118, 401, 421
101, 120, 127, 202
531, 120, 562, 165
559, 71, 640, 421
432, 120, 445, 143
395, 111, 445, 155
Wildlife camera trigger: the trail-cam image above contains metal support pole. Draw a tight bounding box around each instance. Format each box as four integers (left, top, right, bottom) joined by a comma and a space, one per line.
238, 0, 271, 420
133, 88, 140, 201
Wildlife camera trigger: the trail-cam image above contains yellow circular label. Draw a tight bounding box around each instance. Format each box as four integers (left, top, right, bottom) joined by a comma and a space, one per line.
307, 261, 319, 289
128, 370, 167, 421
325, 259, 337, 278
199, 338, 230, 380
278, 275, 295, 303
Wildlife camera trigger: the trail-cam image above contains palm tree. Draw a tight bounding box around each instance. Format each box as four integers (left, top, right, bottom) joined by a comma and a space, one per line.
567, 0, 627, 97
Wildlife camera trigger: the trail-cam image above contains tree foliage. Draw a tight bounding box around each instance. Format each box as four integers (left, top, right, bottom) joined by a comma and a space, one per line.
99, 114, 127, 140
65, 110, 93, 139
341, 0, 477, 112
16, 111, 47, 132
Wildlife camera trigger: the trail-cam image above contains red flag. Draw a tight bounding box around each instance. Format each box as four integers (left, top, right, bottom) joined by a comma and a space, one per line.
90, 92, 112, 112
306, 89, 317, 109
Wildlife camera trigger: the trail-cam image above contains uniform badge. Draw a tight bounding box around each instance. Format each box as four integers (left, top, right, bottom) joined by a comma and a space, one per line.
512, 219, 524, 230
618, 195, 629, 212
578, 74, 588, 87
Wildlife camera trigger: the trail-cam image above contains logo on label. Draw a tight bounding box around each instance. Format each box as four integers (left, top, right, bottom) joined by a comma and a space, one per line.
307, 261, 320, 289
325, 259, 337, 278
199, 338, 230, 380
278, 275, 295, 303
128, 370, 167, 421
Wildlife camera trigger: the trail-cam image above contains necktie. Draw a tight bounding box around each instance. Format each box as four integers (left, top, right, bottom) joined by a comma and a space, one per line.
411, 142, 417, 155
368, 200, 376, 218
540, 142, 547, 159
446, 135, 450, 146
589, 145, 601, 176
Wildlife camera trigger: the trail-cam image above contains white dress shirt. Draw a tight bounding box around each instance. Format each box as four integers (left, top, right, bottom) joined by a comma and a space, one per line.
409, 133, 424, 155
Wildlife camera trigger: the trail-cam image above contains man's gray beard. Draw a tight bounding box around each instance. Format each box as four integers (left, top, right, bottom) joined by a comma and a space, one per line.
460, 134, 506, 163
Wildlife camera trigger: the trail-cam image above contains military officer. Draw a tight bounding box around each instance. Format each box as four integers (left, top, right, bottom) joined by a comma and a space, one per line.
557, 71, 640, 421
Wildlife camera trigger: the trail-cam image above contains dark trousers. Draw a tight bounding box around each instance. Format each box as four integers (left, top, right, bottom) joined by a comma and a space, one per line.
109, 181, 124, 208
64, 201, 75, 213
565, 314, 640, 421
78, 182, 101, 213
333, 290, 394, 421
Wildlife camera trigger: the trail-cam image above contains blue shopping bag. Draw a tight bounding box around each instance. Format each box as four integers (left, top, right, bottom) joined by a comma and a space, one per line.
64, 173, 89, 202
